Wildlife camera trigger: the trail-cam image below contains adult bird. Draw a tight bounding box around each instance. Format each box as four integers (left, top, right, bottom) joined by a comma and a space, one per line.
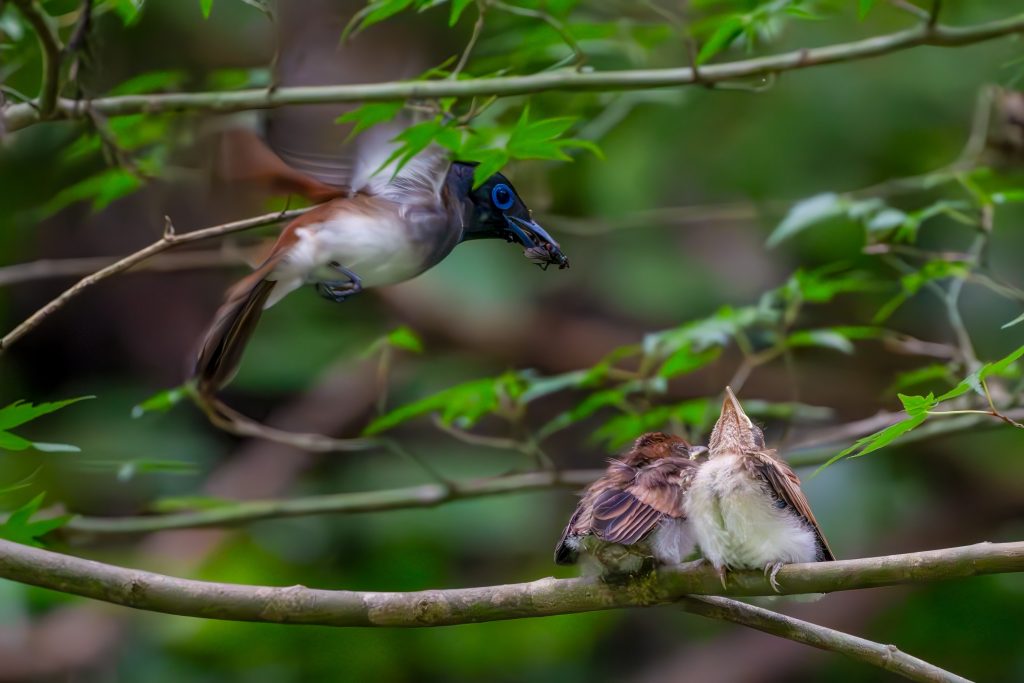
555, 432, 708, 577
193, 128, 569, 395
685, 387, 834, 590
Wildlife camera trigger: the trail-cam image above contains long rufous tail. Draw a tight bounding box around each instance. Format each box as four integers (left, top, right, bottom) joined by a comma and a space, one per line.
194, 270, 276, 395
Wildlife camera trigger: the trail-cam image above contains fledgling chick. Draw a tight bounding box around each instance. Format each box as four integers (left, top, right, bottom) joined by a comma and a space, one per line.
685, 387, 834, 590
554, 433, 708, 577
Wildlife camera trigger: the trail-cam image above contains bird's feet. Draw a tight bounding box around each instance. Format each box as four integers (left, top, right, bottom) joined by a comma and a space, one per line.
316, 262, 363, 303
764, 562, 785, 593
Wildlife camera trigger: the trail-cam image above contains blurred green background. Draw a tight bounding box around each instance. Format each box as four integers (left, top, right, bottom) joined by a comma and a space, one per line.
1, 0, 1023, 681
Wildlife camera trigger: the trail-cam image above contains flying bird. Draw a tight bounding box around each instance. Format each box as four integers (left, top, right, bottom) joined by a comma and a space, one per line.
193, 128, 568, 394
554, 432, 708, 577
685, 387, 834, 590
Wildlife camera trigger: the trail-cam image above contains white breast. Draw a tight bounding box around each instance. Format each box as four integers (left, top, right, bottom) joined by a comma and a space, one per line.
650, 518, 697, 565
685, 454, 818, 570
264, 211, 426, 307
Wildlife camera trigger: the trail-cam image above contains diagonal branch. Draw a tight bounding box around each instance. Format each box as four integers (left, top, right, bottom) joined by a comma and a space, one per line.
0, 207, 313, 352
679, 596, 970, 683
65, 469, 601, 535
3, 12, 1024, 132
11, 0, 63, 118
0, 540, 1019, 627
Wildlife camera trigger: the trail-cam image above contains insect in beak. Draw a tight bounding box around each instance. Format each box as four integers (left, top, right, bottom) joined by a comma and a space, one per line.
504, 215, 570, 270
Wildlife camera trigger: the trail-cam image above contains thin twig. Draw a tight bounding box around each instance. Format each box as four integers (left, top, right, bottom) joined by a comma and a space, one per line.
680, 596, 971, 683
11, 0, 63, 118
195, 395, 379, 452
450, 0, 485, 79
7, 12, 1024, 132
0, 540, 1020, 625
490, 0, 586, 69
65, 469, 601, 535
887, 0, 930, 22
0, 207, 313, 352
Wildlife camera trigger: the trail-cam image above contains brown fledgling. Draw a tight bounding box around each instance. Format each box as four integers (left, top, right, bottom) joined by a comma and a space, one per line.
685, 387, 835, 590
554, 433, 708, 576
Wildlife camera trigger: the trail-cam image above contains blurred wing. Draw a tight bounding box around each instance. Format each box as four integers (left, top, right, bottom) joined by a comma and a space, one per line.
749, 451, 835, 561
213, 128, 348, 202
349, 123, 450, 204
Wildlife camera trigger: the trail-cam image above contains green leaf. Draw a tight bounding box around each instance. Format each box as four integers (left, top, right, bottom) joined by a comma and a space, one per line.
0, 397, 94, 431
788, 266, 881, 304
887, 364, 955, 394
470, 150, 510, 188
365, 372, 525, 434
0, 493, 71, 547
29, 442, 82, 453
897, 392, 937, 418
767, 193, 845, 247
592, 399, 709, 450
817, 413, 928, 471
992, 190, 1024, 204
132, 386, 188, 418
200, 0, 213, 18
77, 459, 200, 482
111, 0, 145, 25
344, 0, 415, 39
518, 370, 589, 404
362, 326, 425, 358
537, 387, 631, 440
336, 101, 404, 137
0, 396, 93, 454
697, 15, 743, 64
982, 344, 1024, 379
110, 70, 186, 96
858, 0, 876, 19
38, 168, 144, 218
449, 0, 474, 25
0, 432, 34, 451
785, 329, 855, 354
0, 469, 40, 496
1002, 311, 1024, 330
657, 346, 722, 379
385, 326, 424, 354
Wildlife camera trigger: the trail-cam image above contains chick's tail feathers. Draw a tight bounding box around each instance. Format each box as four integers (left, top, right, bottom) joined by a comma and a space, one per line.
193, 269, 277, 395
554, 537, 580, 566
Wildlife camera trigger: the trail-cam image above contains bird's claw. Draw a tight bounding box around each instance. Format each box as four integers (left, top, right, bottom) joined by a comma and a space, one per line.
764, 562, 784, 593
317, 262, 363, 303
715, 564, 729, 590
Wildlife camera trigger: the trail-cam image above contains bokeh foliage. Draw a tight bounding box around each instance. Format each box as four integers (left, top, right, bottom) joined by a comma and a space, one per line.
2, 0, 1024, 681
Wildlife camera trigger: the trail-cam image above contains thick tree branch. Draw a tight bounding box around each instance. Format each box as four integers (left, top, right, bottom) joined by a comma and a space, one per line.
679, 596, 970, 683
11, 0, 63, 118
65, 469, 602, 535
0, 540, 1019, 626
3, 13, 1024, 132
0, 207, 312, 352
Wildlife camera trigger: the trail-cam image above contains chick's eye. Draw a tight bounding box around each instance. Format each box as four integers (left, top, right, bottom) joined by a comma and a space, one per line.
491, 183, 514, 210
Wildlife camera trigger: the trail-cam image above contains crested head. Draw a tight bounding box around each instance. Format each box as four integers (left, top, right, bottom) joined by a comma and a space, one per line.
448, 162, 569, 269
623, 432, 708, 465
708, 387, 766, 456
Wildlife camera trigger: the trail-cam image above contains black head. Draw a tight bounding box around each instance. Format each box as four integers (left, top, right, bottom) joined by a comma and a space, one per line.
452, 164, 569, 270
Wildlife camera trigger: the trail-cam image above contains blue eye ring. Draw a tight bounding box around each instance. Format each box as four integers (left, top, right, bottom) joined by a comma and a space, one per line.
491, 183, 514, 210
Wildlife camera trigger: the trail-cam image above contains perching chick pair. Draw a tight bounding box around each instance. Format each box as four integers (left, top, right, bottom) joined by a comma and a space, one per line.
555, 387, 834, 588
